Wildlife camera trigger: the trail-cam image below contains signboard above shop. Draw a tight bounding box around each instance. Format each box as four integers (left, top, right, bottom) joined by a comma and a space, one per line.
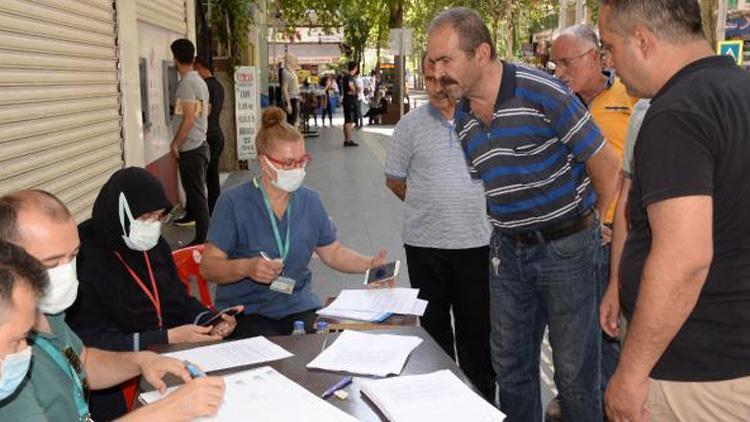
268, 27, 344, 43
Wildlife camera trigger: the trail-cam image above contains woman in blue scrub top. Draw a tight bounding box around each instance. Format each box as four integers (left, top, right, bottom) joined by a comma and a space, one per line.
200, 106, 391, 338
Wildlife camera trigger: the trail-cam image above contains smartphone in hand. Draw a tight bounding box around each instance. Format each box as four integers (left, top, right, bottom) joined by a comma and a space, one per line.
200, 306, 243, 327
363, 261, 400, 286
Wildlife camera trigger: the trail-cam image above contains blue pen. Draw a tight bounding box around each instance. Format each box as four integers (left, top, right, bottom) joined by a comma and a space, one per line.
184, 360, 206, 379
321, 375, 353, 399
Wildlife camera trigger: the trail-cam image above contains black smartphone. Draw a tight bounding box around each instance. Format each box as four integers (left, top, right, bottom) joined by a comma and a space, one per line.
200, 307, 242, 327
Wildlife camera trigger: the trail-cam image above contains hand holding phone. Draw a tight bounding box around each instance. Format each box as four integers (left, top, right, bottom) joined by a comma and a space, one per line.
200, 306, 243, 327
364, 260, 400, 286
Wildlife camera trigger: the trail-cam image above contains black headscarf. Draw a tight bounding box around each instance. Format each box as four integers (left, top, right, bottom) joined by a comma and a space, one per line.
90, 167, 172, 251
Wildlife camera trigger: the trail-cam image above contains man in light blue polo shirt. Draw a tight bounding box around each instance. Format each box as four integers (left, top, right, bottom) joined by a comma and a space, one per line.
385, 56, 495, 401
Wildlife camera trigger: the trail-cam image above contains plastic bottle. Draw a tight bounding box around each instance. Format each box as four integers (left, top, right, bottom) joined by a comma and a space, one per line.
291, 320, 306, 335
315, 321, 329, 334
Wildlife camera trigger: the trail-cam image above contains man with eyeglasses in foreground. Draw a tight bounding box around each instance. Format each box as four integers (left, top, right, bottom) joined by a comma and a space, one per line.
0, 190, 225, 421
201, 106, 393, 338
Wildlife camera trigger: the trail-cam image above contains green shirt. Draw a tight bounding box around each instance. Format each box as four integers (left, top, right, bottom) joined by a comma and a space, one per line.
0, 313, 86, 421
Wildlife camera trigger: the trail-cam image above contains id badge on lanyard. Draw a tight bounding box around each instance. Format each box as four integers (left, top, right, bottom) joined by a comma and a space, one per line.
258, 178, 296, 295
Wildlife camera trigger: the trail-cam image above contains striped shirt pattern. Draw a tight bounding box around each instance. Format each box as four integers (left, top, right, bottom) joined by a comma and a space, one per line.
455, 63, 605, 233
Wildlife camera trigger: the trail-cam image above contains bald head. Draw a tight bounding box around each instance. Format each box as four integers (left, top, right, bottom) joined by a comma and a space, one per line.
0, 190, 72, 244
0, 190, 78, 268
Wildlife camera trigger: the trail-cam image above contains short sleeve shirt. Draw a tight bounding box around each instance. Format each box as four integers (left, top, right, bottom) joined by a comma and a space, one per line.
0, 314, 86, 421
173, 71, 209, 152
621, 56, 750, 381
622, 99, 650, 177
454, 63, 605, 233
207, 181, 337, 319
385, 104, 490, 249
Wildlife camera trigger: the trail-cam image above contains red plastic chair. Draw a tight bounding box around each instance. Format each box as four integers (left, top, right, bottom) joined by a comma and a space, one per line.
172, 244, 214, 308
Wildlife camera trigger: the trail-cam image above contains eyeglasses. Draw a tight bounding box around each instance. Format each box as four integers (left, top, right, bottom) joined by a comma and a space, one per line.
264, 153, 312, 170
550, 48, 595, 69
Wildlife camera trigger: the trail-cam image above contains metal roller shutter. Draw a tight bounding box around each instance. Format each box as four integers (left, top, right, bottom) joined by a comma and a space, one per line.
136, 0, 186, 34
0, 0, 124, 222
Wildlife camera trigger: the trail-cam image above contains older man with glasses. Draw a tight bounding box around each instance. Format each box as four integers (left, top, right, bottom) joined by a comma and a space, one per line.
549, 25, 638, 418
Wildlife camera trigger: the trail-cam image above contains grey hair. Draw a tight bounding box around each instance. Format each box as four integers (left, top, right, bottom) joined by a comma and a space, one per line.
561, 25, 600, 50
428, 7, 496, 60
600, 0, 704, 42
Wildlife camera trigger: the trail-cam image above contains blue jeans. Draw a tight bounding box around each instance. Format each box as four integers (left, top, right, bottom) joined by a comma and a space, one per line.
490, 223, 602, 422
597, 243, 621, 394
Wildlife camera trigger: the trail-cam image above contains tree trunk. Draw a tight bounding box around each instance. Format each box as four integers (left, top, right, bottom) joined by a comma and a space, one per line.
701, 0, 719, 47
389, 0, 405, 117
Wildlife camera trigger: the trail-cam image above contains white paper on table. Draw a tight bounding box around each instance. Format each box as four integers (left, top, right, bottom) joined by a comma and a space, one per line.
306, 330, 422, 377
360, 370, 506, 422
162, 336, 292, 372
140, 366, 357, 422
411, 299, 427, 316
325, 288, 421, 315
316, 307, 392, 322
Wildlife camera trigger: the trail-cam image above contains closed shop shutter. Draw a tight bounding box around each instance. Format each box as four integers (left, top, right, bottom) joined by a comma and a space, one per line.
136, 0, 186, 34
0, 0, 124, 222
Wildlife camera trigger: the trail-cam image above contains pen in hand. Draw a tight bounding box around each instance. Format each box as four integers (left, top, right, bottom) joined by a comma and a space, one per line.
184, 360, 206, 379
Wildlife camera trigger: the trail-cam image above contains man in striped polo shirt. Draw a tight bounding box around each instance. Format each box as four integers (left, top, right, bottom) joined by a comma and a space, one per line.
385, 56, 495, 401
427, 8, 619, 422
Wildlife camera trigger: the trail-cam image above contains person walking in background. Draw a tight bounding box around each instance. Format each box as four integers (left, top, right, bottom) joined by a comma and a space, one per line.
342, 62, 359, 147
169, 39, 210, 246
194, 57, 225, 216
320, 76, 335, 127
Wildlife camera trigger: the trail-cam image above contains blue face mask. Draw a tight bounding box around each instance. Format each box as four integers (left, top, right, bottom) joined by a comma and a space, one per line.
0, 346, 32, 400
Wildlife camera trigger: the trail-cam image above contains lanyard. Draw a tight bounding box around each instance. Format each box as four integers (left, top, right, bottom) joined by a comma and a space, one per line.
34, 337, 91, 421
115, 251, 163, 328
257, 177, 292, 262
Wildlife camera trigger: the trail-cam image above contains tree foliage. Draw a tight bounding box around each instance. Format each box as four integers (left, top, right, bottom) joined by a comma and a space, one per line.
211, 0, 257, 69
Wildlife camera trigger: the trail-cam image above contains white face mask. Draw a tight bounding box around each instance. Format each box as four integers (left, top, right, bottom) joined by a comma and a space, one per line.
0, 346, 32, 400
39, 259, 79, 315
265, 156, 305, 193
119, 193, 162, 251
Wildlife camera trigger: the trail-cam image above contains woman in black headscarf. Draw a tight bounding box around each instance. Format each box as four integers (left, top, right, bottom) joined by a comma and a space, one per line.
66, 167, 239, 420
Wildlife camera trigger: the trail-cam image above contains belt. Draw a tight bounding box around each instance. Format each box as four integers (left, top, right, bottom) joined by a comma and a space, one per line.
510, 209, 595, 245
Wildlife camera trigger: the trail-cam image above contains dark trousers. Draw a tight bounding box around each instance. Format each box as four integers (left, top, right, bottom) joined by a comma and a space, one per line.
286, 98, 300, 126
178, 143, 210, 244
404, 244, 496, 401
206, 134, 224, 216
322, 98, 333, 125
490, 224, 602, 422
355, 100, 363, 127
230, 309, 318, 339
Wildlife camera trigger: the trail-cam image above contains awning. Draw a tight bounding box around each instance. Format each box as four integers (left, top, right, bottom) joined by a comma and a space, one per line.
269, 43, 341, 65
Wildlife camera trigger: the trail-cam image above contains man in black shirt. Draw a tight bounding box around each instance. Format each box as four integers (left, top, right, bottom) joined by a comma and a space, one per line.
195, 57, 225, 215
341, 62, 359, 147
599, 1, 750, 420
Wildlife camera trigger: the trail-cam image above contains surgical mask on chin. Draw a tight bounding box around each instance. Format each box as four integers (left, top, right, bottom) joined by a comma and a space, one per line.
265, 156, 305, 193
0, 347, 32, 401
119, 192, 161, 251
39, 259, 79, 315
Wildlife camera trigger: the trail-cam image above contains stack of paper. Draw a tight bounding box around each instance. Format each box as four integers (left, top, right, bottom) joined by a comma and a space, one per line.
361, 370, 506, 422
140, 366, 357, 422
316, 288, 428, 322
307, 330, 422, 376
162, 336, 292, 372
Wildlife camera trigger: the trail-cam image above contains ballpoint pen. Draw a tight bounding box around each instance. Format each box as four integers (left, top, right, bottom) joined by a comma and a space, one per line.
184, 360, 206, 379
321, 375, 353, 399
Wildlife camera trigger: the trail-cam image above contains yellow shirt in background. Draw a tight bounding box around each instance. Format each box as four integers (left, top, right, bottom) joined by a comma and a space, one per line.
589, 74, 638, 223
